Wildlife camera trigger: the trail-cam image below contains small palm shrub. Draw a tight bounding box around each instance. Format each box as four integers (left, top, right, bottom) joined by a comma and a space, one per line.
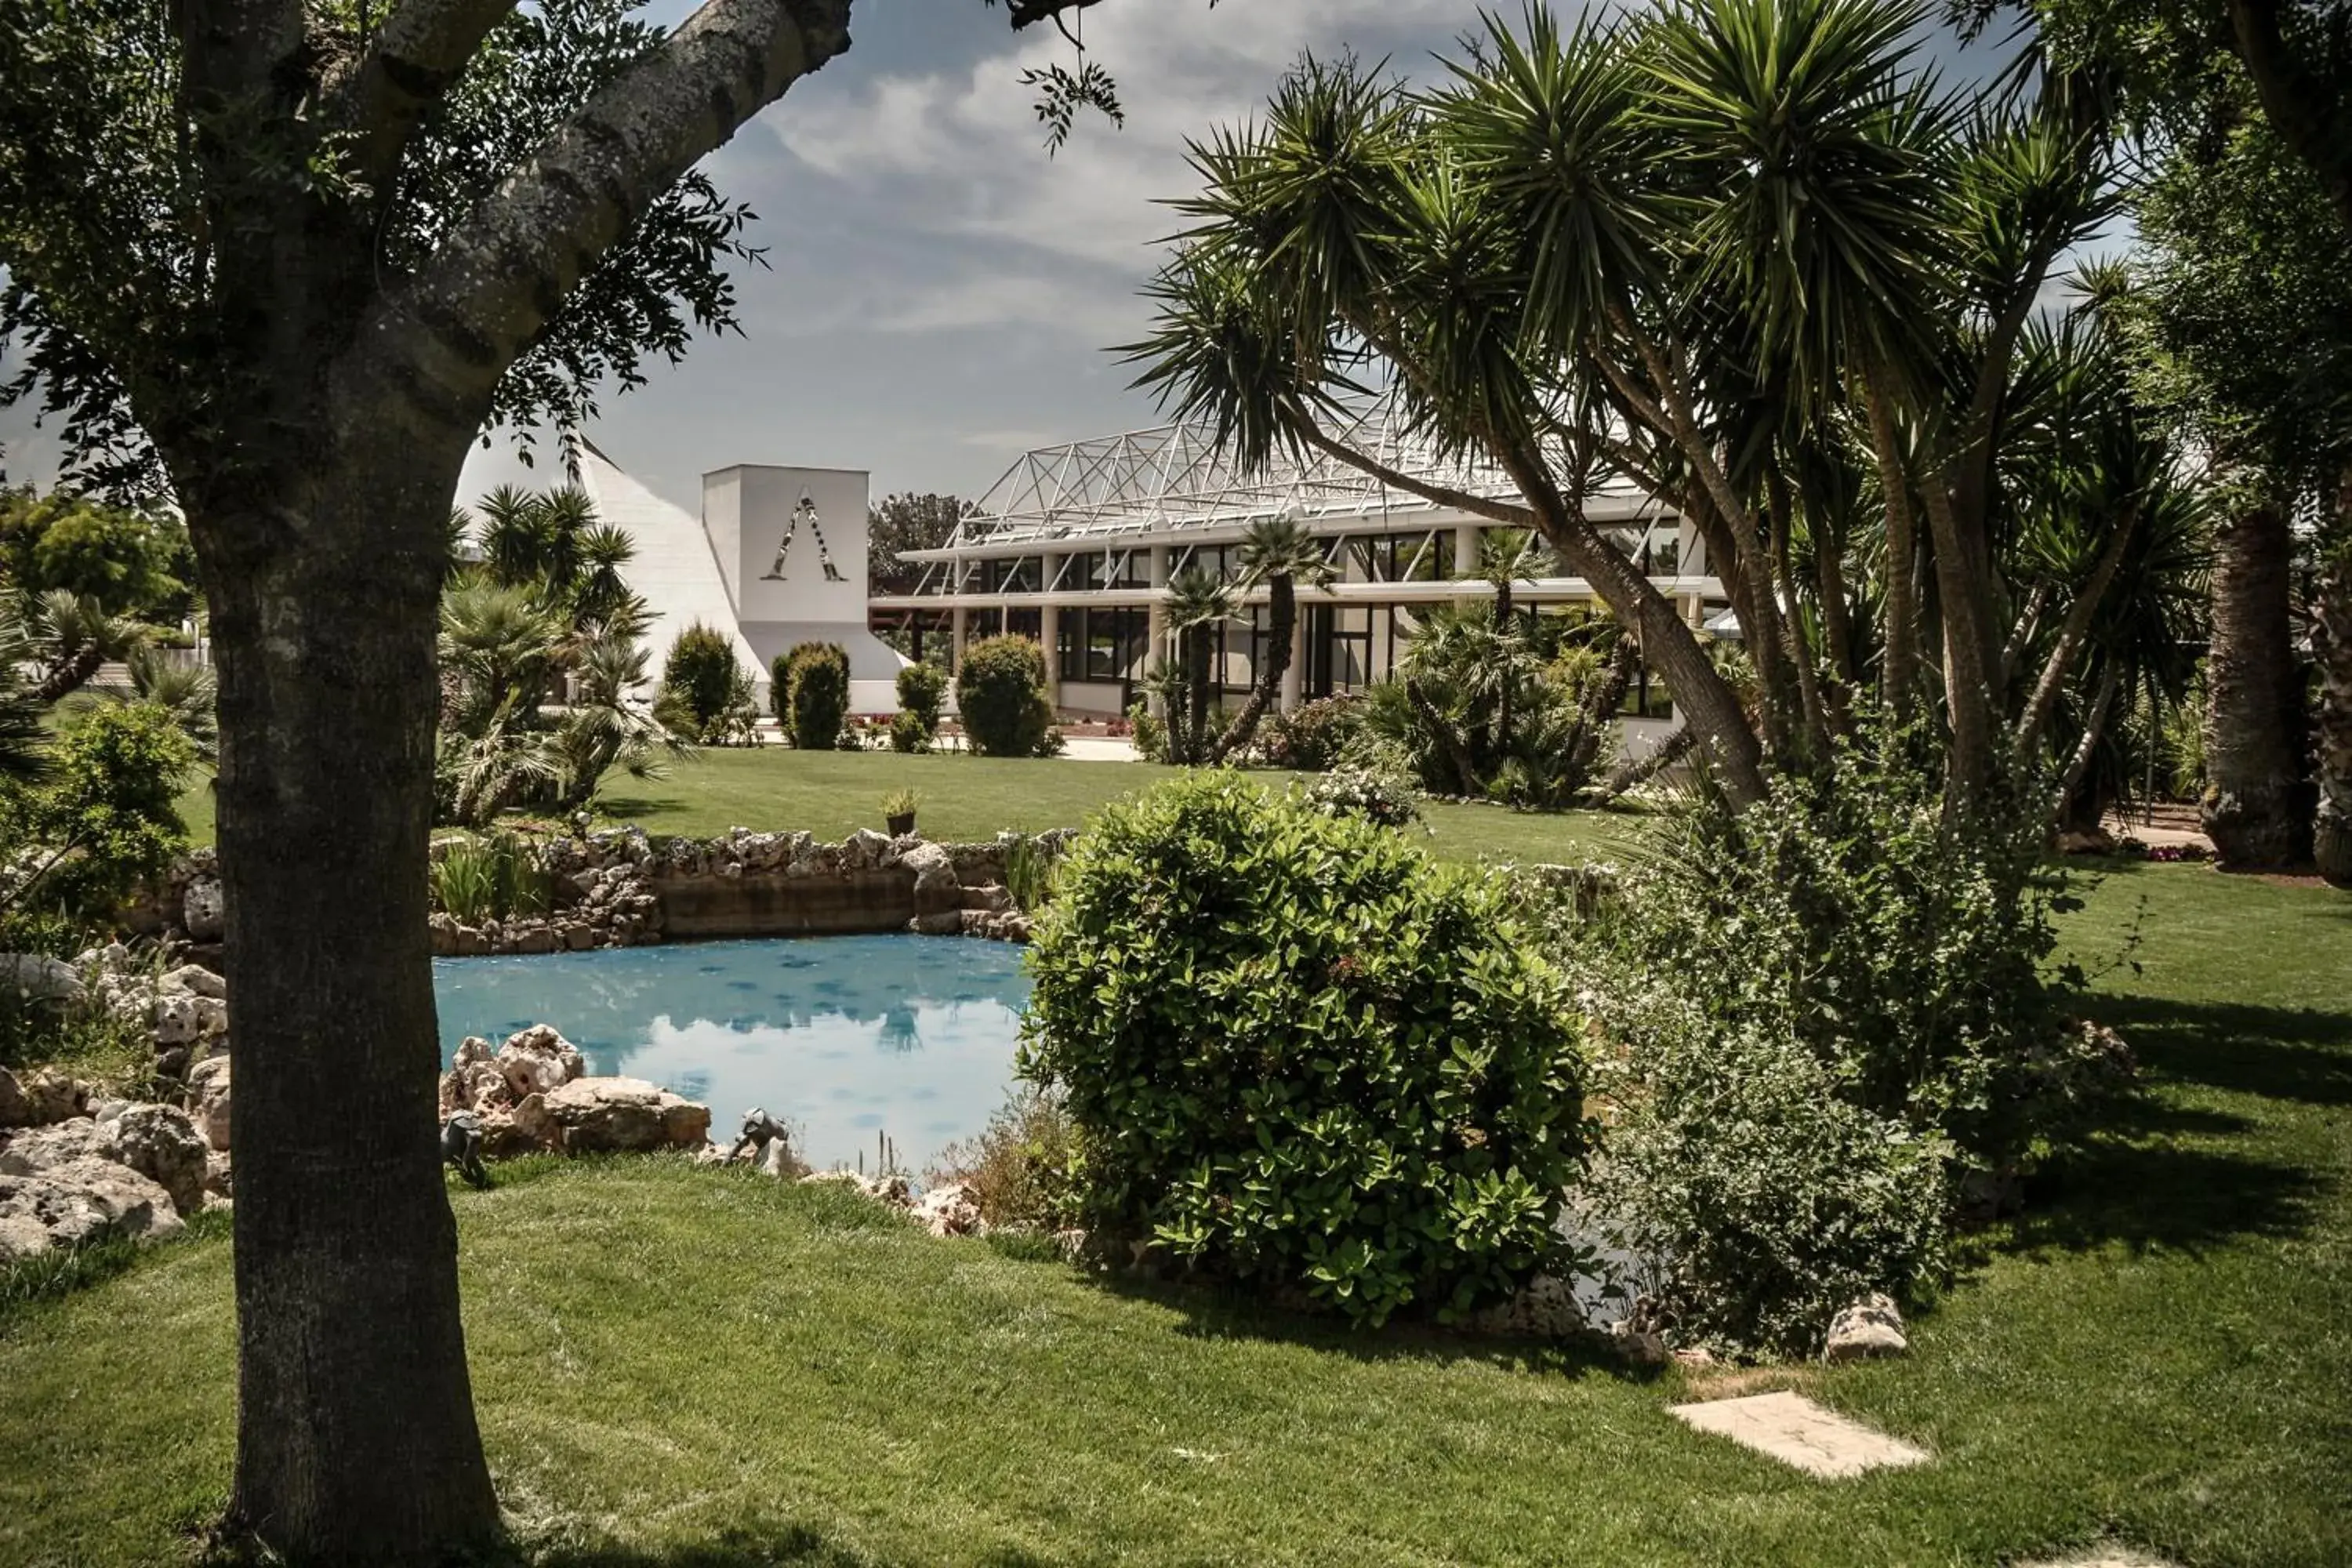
1021, 775, 1588, 1326
775, 642, 850, 750
955, 635, 1055, 758
659, 623, 741, 738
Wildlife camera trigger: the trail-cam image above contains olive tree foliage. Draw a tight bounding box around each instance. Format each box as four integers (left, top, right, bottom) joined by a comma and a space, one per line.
1126, 0, 2173, 811
0, 0, 775, 503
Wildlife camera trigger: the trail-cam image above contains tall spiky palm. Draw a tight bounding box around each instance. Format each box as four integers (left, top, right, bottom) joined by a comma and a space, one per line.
27, 588, 147, 705
2313, 534, 2352, 887
1163, 567, 1235, 764
1208, 515, 1335, 763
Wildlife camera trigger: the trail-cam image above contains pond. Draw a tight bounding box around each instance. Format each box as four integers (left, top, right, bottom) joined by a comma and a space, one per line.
432, 935, 1030, 1172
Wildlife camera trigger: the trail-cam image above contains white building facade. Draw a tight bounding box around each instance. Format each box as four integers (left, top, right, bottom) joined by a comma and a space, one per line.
575, 440, 906, 710
869, 398, 1730, 750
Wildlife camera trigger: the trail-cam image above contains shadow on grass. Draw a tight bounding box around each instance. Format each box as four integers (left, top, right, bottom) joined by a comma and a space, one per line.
2093, 993, 2352, 1106
2010, 1137, 2327, 1258
588, 795, 681, 824
1085, 1267, 1649, 1384
529, 1519, 1051, 1567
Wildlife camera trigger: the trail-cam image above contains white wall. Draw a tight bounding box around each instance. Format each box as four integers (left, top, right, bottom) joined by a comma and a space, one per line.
720, 465, 873, 622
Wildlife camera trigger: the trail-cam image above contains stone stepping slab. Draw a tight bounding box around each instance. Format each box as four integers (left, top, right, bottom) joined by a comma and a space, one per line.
1668, 1390, 1929, 1478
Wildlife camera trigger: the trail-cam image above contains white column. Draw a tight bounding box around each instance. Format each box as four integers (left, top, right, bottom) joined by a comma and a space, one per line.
1040, 600, 1062, 713
1454, 521, 1481, 576
950, 604, 969, 671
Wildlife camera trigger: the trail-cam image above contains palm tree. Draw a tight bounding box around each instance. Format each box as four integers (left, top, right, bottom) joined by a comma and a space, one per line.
1207, 514, 1334, 763
550, 631, 688, 811
1163, 567, 1234, 764
437, 579, 567, 731
1470, 528, 1539, 753
2312, 535, 2352, 886
27, 589, 147, 705
83, 644, 220, 764
2201, 493, 2310, 867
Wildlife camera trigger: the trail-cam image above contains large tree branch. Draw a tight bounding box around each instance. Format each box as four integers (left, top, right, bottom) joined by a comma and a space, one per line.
2227, 0, 2352, 236
333, 0, 520, 194
363, 0, 851, 430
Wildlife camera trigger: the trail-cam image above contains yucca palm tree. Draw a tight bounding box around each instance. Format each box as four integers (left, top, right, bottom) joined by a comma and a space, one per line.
1207, 515, 1335, 763
27, 588, 147, 706
2312, 537, 2352, 886
1163, 567, 1234, 764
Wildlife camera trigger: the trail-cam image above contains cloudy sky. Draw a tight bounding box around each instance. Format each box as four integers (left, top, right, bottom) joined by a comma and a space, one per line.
2, 0, 2027, 517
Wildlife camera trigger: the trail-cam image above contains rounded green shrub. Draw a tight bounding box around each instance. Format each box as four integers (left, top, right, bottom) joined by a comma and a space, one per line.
954, 634, 1054, 758
661, 623, 740, 733
776, 641, 851, 750
892, 661, 946, 752
1020, 774, 1588, 1326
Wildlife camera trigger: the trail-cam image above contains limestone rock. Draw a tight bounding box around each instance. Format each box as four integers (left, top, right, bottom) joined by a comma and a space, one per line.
99, 1103, 209, 1217
495, 1024, 585, 1099
1610, 1320, 1668, 1366
531, 1077, 710, 1154
182, 875, 225, 941
900, 841, 963, 915
0, 1068, 89, 1128
1824, 1294, 1908, 1361
160, 964, 226, 1000
187, 1056, 232, 1152
0, 1156, 182, 1262
912, 1181, 984, 1238
204, 1149, 233, 1198
0, 953, 84, 1006
1465, 1273, 1584, 1339
909, 910, 964, 936
152, 990, 228, 1049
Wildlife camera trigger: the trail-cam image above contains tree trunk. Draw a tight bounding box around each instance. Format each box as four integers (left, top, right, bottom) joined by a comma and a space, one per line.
196, 448, 500, 1561
2313, 537, 2352, 887
1916, 439, 2001, 794
2202, 497, 2313, 869
1862, 367, 1919, 717
31, 642, 108, 706
1209, 576, 1293, 764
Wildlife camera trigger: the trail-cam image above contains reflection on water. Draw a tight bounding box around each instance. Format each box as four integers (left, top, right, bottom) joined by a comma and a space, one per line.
432, 934, 1030, 1171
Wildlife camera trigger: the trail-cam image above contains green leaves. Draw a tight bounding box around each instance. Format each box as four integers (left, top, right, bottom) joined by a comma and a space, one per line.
1022, 773, 1588, 1327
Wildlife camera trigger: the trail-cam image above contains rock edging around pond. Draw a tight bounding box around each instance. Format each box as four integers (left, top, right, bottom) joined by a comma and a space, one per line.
122, 830, 1063, 960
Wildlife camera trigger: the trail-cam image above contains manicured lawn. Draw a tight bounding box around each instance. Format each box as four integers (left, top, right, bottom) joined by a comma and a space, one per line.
2, 863, 2347, 1566
176, 748, 1637, 866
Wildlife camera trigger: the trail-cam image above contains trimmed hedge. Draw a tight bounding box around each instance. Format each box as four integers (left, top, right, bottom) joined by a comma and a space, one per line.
954, 635, 1054, 758
1020, 774, 1588, 1326
775, 642, 851, 750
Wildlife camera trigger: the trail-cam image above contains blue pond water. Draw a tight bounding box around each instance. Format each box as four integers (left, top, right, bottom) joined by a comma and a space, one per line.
432, 935, 1030, 1171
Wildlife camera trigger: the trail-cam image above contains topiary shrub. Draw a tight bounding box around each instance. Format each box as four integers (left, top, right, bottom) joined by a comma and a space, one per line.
661, 623, 741, 736
1020, 774, 1588, 1326
955, 635, 1055, 758
775, 641, 850, 750
892, 661, 946, 753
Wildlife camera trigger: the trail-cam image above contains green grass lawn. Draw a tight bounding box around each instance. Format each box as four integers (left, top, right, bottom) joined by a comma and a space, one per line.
177, 748, 1638, 866
2, 862, 2347, 1566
